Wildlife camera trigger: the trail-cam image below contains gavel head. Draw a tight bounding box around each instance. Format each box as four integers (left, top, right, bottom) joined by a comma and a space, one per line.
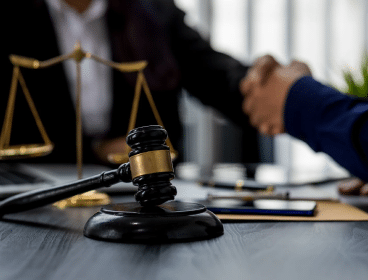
126, 125, 177, 207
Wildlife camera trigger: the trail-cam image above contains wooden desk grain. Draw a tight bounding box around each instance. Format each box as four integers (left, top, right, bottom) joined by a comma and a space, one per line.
0, 201, 368, 280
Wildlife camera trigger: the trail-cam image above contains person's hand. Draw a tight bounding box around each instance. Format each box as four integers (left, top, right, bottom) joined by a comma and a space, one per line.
239, 55, 280, 134
338, 178, 368, 196
240, 56, 312, 135
240, 55, 280, 94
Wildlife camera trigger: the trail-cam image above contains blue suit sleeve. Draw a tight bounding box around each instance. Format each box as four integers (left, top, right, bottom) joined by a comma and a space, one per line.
284, 76, 368, 181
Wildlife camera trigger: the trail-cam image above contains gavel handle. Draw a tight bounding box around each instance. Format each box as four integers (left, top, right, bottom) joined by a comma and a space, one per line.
0, 163, 131, 216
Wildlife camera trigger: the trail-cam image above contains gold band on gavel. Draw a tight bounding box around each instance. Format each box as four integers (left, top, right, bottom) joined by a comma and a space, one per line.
129, 150, 173, 179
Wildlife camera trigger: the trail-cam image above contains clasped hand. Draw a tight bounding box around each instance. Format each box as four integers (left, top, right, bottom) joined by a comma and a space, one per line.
241, 55, 368, 196
240, 55, 312, 135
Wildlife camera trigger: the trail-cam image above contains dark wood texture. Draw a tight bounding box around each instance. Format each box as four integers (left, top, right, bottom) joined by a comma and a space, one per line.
1, 197, 368, 280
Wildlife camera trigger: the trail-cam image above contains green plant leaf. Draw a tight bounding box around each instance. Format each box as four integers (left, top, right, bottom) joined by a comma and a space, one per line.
342, 54, 368, 98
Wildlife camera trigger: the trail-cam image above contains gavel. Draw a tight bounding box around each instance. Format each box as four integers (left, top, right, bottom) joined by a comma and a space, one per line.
0, 125, 223, 243
0, 125, 177, 215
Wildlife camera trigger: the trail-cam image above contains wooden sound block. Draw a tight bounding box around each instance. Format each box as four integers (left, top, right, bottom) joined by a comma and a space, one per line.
83, 201, 224, 243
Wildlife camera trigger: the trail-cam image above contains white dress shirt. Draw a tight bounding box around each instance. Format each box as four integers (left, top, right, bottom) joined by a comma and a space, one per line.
45, 0, 113, 136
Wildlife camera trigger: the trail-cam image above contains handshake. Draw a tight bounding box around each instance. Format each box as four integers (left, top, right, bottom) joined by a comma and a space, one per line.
240, 55, 312, 136
242, 56, 368, 196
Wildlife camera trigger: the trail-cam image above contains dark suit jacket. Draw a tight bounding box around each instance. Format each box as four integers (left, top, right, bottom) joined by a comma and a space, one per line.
1, 0, 259, 165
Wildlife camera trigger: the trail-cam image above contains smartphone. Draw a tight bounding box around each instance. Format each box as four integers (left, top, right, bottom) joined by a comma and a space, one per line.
199, 199, 317, 216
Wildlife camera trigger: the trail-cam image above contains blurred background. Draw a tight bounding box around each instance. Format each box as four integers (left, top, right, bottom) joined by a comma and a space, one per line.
174, 0, 367, 180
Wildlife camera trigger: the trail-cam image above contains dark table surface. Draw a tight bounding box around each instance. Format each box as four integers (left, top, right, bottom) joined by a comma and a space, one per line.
1, 183, 368, 280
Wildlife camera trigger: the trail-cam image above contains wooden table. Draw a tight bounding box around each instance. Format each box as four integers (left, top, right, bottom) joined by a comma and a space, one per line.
1, 184, 368, 280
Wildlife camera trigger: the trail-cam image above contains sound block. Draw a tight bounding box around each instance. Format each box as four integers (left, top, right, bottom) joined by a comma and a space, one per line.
84, 201, 224, 243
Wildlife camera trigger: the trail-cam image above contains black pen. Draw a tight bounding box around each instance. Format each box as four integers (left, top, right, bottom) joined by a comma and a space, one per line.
198, 180, 274, 192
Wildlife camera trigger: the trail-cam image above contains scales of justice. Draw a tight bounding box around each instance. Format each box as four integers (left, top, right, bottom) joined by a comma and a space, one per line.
0, 41, 178, 208
0, 42, 223, 243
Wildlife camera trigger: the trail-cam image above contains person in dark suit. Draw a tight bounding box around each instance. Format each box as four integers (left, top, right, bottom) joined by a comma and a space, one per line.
1, 0, 259, 166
